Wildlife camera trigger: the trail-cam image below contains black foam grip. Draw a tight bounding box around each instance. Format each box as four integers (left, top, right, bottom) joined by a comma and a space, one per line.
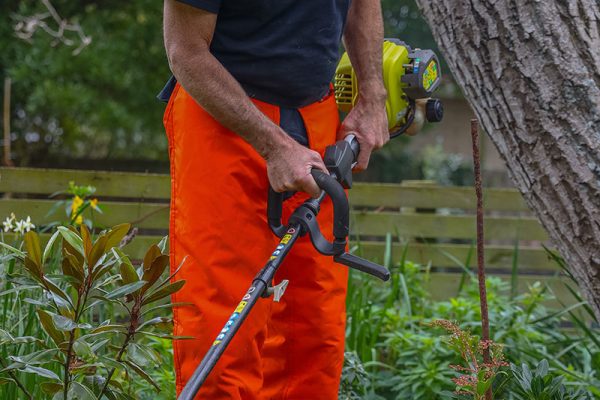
311, 170, 349, 240
334, 253, 391, 282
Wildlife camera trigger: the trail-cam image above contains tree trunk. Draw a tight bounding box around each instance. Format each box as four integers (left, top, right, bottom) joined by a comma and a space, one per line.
414, 0, 600, 320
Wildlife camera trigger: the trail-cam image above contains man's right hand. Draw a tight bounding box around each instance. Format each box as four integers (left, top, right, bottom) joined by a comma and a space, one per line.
265, 137, 327, 199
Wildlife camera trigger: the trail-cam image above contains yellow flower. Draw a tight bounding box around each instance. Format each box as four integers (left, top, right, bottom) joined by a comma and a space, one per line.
90, 198, 99, 210
71, 195, 84, 225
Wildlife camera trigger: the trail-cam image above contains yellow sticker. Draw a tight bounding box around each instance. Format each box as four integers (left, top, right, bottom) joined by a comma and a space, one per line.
269, 255, 277, 260
213, 340, 222, 346
234, 301, 248, 313
280, 234, 292, 244
423, 61, 439, 91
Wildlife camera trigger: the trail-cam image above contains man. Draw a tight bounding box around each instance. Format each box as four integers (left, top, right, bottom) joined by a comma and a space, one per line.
161, 0, 388, 398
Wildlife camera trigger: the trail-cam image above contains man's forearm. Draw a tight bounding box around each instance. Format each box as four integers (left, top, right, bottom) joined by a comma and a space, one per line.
343, 0, 386, 103
170, 50, 292, 158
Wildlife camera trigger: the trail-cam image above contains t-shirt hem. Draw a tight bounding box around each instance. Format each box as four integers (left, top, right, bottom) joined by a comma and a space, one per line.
176, 0, 220, 13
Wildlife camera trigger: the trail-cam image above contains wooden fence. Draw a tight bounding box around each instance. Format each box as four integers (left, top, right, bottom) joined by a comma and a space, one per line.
0, 167, 576, 305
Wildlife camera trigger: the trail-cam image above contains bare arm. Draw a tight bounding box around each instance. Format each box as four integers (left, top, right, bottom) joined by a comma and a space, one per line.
163, 1, 326, 197
340, 0, 389, 171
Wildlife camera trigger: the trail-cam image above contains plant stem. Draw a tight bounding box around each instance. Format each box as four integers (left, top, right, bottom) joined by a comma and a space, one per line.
471, 119, 492, 400
97, 330, 133, 398
0, 357, 33, 400
97, 300, 140, 399
63, 269, 87, 400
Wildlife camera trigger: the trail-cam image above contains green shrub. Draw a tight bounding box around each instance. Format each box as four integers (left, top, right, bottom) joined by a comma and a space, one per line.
341, 244, 600, 399
0, 224, 186, 399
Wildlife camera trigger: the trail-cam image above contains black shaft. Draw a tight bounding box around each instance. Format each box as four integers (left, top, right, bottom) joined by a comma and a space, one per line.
178, 224, 302, 400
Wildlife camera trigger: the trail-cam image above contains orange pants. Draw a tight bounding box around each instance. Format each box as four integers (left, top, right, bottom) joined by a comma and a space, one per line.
164, 84, 348, 400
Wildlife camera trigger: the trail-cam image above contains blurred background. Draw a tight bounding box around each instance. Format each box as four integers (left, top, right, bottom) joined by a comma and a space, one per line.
0, 0, 510, 186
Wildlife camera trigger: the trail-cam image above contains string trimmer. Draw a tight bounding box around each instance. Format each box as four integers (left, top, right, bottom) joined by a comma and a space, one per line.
178, 38, 443, 399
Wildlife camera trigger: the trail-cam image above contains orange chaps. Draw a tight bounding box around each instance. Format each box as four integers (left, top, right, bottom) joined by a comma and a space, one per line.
163, 84, 348, 400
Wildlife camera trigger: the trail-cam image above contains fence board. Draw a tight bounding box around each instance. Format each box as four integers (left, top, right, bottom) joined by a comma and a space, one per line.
351, 183, 530, 211
1, 199, 547, 241
0, 167, 170, 199
2, 167, 531, 211
358, 242, 553, 271
0, 199, 168, 230
353, 212, 548, 241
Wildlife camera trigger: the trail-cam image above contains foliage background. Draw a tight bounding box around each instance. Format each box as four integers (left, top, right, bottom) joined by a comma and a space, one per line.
1, 0, 465, 181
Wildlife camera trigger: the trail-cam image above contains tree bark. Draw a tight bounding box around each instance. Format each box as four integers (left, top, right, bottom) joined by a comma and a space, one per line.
414, 0, 600, 320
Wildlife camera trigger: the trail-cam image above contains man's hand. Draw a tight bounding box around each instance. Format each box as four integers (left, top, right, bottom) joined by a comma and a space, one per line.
339, 98, 389, 171
265, 138, 327, 198
341, 0, 387, 171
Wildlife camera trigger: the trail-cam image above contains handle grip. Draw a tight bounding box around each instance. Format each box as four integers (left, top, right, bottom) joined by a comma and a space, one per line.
267, 188, 287, 237
334, 253, 391, 282
310, 169, 349, 240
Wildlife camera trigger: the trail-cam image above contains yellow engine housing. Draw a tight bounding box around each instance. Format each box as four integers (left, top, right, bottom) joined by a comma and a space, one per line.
334, 39, 441, 133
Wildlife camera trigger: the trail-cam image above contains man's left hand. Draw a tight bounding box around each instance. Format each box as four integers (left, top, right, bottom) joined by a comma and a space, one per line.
338, 99, 389, 171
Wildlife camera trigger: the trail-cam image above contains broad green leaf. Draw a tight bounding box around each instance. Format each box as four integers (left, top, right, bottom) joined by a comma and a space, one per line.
138, 317, 171, 331
125, 360, 160, 391
22, 365, 61, 381
61, 257, 83, 289
23, 256, 43, 282
73, 339, 94, 358
8, 349, 59, 365
157, 235, 168, 253
105, 223, 131, 250
40, 381, 63, 395
98, 356, 128, 372
90, 324, 127, 334
80, 224, 93, 257
105, 281, 147, 300
0, 329, 14, 345
141, 302, 193, 316
142, 280, 186, 306
0, 329, 40, 345
37, 309, 66, 346
0, 241, 25, 258
90, 338, 110, 353
91, 259, 117, 282
63, 240, 84, 268
137, 331, 193, 340
127, 343, 151, 367
143, 244, 162, 272
52, 313, 91, 331
43, 276, 73, 306
155, 256, 187, 290
24, 231, 42, 268
141, 255, 169, 292
42, 230, 61, 265
58, 226, 84, 256
68, 381, 97, 400
120, 261, 139, 285
88, 235, 108, 269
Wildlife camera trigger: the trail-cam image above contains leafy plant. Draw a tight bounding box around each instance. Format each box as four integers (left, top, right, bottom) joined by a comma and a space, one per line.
0, 223, 187, 399
430, 320, 508, 399
342, 239, 600, 399
510, 360, 590, 400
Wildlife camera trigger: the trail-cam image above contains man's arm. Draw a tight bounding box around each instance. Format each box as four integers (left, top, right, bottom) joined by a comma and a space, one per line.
341, 0, 389, 171
163, 0, 326, 197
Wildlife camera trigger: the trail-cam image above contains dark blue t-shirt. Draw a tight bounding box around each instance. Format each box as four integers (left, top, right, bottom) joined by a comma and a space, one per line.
161, 0, 351, 108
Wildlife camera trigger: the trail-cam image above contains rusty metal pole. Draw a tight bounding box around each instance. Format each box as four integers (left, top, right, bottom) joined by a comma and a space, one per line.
471, 119, 492, 400
3, 77, 13, 167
